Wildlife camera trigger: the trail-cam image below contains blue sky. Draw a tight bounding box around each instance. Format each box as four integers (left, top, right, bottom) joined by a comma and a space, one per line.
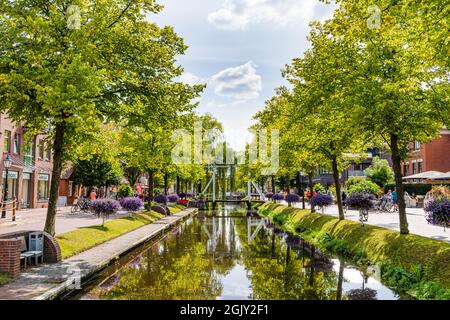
149, 0, 337, 150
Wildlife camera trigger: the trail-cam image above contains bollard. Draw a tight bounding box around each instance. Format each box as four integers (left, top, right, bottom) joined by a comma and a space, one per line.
12, 197, 16, 222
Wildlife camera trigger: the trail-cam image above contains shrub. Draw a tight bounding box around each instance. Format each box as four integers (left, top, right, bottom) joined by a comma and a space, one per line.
272, 193, 285, 202
153, 194, 167, 205
347, 178, 381, 196
285, 194, 300, 207
313, 183, 325, 193
429, 185, 450, 200
167, 194, 180, 203
90, 199, 120, 225
265, 192, 274, 199
364, 156, 394, 187
424, 198, 450, 228
346, 192, 375, 210
310, 194, 333, 210
119, 197, 143, 213
118, 184, 134, 198
153, 187, 162, 195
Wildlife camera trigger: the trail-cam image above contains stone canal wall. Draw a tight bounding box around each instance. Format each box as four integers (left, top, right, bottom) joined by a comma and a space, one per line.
0, 208, 197, 300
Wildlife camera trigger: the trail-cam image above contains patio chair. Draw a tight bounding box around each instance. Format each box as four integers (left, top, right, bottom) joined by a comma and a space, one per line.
28, 232, 44, 265
19, 236, 34, 268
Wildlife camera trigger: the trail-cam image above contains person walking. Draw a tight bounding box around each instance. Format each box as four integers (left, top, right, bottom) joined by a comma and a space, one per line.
90, 188, 97, 201
392, 189, 398, 211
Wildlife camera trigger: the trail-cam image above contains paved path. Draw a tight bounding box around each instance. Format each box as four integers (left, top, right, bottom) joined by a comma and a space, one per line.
0, 206, 134, 236
284, 201, 449, 242
0, 208, 197, 300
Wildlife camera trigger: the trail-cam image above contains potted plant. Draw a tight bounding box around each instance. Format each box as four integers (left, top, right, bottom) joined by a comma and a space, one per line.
167, 194, 180, 204
310, 194, 333, 214
345, 192, 375, 223
285, 194, 300, 207
119, 197, 143, 215
424, 198, 450, 230
153, 194, 168, 205
272, 193, 285, 203
90, 198, 120, 225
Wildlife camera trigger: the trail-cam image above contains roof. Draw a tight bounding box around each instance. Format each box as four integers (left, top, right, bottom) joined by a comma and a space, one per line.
61, 164, 75, 180
402, 171, 444, 180
435, 171, 450, 180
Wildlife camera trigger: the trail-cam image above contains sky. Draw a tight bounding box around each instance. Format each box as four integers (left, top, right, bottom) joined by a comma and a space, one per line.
149, 0, 337, 151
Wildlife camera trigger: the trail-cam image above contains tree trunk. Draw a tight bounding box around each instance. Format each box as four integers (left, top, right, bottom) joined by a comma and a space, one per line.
44, 122, 65, 236
147, 170, 154, 205
336, 258, 344, 300
390, 134, 409, 234
308, 173, 315, 213
164, 172, 168, 195
271, 175, 275, 193
176, 175, 180, 194
331, 156, 344, 220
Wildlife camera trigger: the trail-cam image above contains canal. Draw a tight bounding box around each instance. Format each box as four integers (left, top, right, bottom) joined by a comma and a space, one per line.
71, 206, 402, 300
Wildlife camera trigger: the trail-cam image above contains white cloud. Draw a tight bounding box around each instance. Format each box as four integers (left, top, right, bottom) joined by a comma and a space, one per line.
179, 72, 204, 85
211, 61, 262, 100
208, 0, 319, 30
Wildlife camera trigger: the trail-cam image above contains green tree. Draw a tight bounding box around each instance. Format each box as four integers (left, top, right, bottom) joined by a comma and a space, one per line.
327, 0, 450, 233
0, 1, 201, 234
364, 156, 394, 187
72, 156, 119, 191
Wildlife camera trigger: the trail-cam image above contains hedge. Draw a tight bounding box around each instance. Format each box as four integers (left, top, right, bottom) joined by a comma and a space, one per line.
384, 183, 450, 196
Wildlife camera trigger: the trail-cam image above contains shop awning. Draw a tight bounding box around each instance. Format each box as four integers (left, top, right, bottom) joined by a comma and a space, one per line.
435, 171, 450, 180
402, 171, 443, 180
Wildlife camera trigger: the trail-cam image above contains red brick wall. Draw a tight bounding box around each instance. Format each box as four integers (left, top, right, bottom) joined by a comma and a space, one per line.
423, 134, 450, 172
0, 238, 21, 278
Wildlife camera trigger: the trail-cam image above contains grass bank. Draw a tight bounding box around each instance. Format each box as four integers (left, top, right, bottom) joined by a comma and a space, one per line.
0, 273, 10, 286
257, 202, 450, 300
56, 210, 164, 259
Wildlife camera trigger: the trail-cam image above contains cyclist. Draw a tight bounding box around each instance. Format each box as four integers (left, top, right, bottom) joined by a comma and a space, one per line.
392, 189, 398, 211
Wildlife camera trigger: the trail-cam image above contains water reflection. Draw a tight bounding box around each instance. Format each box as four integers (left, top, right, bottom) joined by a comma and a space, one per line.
78, 207, 399, 300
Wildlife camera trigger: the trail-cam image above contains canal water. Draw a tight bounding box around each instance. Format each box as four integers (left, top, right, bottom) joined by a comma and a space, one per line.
73, 206, 401, 300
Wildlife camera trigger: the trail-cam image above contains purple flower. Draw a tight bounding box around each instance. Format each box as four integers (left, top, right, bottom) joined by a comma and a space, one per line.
272, 193, 285, 201
345, 192, 375, 210
168, 194, 180, 202
90, 199, 120, 224
285, 194, 300, 203
424, 198, 450, 227
310, 194, 333, 208
186, 192, 194, 198
265, 192, 274, 199
153, 194, 167, 205
119, 197, 143, 212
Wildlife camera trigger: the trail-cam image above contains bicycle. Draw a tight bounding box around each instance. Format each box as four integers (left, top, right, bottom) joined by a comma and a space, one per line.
71, 197, 91, 213
359, 208, 369, 223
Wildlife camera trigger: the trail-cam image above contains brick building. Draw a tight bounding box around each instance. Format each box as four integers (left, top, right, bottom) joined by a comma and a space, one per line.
402, 129, 450, 176
0, 114, 53, 209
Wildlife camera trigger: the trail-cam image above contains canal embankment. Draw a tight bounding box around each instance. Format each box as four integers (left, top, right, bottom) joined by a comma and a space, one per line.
0, 207, 197, 300
256, 202, 450, 300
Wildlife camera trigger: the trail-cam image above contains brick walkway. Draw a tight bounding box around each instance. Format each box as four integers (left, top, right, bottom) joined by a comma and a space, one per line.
0, 206, 134, 236
0, 208, 197, 300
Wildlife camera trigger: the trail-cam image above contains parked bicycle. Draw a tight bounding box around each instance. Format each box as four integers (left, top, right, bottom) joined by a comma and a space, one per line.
71, 197, 91, 213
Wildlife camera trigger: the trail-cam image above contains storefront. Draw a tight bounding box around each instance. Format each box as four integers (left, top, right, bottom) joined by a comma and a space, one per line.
2, 170, 19, 200
37, 173, 50, 202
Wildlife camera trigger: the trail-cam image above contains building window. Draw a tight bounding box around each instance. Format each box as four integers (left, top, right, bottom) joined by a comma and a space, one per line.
45, 144, 51, 161
418, 161, 423, 173
4, 130, 11, 153
38, 140, 45, 160
24, 140, 35, 166
414, 141, 421, 150
38, 174, 49, 200
13, 133, 20, 154
403, 164, 409, 176
412, 162, 417, 174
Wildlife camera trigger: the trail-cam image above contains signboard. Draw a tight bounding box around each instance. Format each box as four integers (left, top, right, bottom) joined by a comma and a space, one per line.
38, 174, 49, 181
2, 171, 18, 179
23, 173, 31, 180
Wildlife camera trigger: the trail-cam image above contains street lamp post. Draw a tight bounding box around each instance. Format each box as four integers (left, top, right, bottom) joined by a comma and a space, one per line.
1, 154, 12, 218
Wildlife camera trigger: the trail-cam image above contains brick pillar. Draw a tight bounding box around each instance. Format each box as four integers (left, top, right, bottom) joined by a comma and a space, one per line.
0, 238, 21, 278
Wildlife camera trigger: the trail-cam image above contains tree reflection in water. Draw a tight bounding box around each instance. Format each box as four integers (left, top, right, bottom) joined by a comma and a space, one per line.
79, 207, 391, 300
